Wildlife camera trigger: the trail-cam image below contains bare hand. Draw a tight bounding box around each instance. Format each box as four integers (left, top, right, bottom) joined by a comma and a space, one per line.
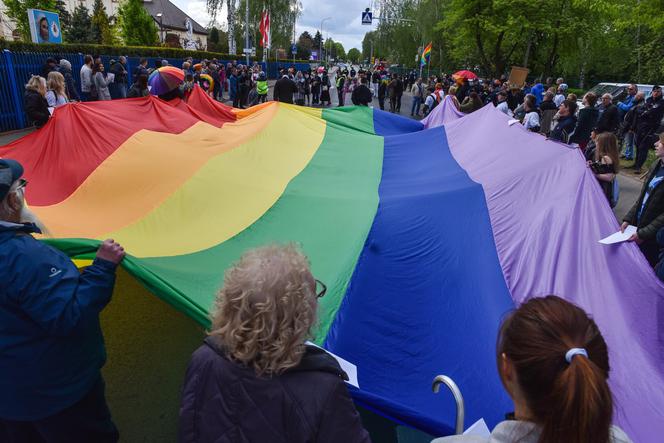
620, 222, 629, 233
96, 239, 126, 265
627, 232, 643, 244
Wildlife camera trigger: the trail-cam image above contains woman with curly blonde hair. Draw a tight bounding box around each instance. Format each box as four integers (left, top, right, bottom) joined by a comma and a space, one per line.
179, 244, 370, 443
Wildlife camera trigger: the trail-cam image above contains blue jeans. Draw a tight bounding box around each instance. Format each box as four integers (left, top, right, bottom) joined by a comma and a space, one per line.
411, 96, 422, 115
623, 131, 634, 159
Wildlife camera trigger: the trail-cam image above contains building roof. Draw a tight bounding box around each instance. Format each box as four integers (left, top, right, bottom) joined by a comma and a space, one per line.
143, 0, 207, 35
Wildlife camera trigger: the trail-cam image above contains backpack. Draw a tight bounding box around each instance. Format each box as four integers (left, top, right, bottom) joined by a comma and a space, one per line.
429, 93, 439, 111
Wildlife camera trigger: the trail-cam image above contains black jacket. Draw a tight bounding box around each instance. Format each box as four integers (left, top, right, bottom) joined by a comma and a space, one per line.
24, 89, 50, 128
351, 84, 372, 106
59, 66, 80, 101
110, 61, 128, 84
550, 115, 577, 142
540, 100, 558, 111
596, 103, 620, 133
179, 336, 371, 443
273, 76, 298, 104
636, 96, 664, 134
570, 107, 599, 144
624, 159, 664, 241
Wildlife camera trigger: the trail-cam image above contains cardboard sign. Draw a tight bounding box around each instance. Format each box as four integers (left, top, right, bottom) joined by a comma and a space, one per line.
508, 66, 529, 88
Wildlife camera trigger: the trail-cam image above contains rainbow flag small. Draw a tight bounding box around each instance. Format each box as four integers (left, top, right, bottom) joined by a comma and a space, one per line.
420, 42, 432, 66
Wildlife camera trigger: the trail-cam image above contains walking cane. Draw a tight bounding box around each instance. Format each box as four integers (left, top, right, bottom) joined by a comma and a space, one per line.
432, 375, 465, 435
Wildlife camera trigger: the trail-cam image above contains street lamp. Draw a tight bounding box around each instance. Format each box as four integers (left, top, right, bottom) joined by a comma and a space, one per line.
320, 17, 331, 65
156, 13, 163, 43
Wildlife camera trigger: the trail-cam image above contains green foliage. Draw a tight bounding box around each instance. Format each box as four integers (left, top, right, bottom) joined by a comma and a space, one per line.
54, 0, 70, 37
296, 31, 314, 60
363, 0, 664, 86
3, 0, 56, 41
0, 40, 312, 63
334, 42, 346, 60
347, 48, 361, 63
90, 0, 114, 44
207, 26, 229, 53
117, 0, 159, 46
65, 5, 92, 43
208, 0, 302, 58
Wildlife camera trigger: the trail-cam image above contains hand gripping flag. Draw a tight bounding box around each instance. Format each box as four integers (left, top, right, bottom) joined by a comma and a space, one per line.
420, 42, 432, 66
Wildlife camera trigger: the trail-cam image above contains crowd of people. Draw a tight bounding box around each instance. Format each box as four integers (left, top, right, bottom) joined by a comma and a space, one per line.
6, 53, 664, 442
0, 159, 635, 442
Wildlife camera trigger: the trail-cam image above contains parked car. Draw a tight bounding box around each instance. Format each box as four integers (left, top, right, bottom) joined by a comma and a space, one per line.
578, 82, 657, 109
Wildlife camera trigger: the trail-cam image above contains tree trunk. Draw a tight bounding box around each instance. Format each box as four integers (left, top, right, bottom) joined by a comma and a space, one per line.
523, 32, 534, 68
227, 0, 236, 55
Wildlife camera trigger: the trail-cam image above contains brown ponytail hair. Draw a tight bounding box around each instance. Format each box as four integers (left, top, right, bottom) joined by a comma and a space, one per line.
498, 296, 613, 443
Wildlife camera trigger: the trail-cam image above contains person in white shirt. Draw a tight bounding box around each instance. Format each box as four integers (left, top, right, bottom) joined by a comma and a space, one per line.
554, 83, 568, 107
45, 71, 68, 108
521, 95, 540, 132
79, 54, 93, 101
432, 296, 632, 443
495, 91, 513, 117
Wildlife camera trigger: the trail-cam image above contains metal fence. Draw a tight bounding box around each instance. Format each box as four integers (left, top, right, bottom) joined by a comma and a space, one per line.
0, 49, 313, 133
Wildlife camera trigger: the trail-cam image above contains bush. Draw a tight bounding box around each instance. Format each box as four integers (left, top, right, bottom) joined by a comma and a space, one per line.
0, 40, 312, 63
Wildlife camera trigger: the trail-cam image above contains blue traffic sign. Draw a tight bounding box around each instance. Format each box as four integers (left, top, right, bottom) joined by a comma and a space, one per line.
361, 10, 372, 25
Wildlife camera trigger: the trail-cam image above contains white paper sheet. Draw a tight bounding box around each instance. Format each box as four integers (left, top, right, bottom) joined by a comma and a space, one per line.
305, 341, 359, 388
106, 72, 115, 83
599, 225, 637, 245
463, 418, 491, 436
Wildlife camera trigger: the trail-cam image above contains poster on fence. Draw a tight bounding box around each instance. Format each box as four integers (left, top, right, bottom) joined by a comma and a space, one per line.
27, 9, 62, 44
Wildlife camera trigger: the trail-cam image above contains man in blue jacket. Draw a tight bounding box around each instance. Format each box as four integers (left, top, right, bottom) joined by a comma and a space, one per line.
0, 159, 125, 443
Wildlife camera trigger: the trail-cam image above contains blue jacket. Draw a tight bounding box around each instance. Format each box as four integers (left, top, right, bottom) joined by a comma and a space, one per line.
617, 94, 636, 114
0, 221, 117, 420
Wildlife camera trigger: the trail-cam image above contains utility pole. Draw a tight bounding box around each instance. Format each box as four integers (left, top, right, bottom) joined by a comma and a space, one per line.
320, 17, 331, 66
245, 0, 250, 65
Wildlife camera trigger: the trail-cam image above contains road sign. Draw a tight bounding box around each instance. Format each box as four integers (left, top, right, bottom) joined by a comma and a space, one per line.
361, 10, 372, 25
242, 47, 252, 54
291, 43, 297, 55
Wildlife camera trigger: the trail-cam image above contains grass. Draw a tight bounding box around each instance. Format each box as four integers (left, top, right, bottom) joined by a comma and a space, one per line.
619, 150, 657, 178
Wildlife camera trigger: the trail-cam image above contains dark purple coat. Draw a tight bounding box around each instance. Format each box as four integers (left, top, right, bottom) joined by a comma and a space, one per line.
179, 337, 371, 443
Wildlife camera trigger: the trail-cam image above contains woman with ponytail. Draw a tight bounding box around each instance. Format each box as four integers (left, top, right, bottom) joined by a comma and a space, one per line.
432, 295, 631, 443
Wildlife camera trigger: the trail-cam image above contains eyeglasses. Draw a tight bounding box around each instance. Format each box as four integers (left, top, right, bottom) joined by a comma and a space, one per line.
315, 279, 327, 298
16, 178, 28, 190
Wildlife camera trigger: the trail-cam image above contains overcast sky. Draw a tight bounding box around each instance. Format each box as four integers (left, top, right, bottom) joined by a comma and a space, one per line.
170, 0, 371, 51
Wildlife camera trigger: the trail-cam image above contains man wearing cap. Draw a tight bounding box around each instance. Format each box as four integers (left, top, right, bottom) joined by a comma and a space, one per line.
633, 85, 664, 174
0, 159, 125, 442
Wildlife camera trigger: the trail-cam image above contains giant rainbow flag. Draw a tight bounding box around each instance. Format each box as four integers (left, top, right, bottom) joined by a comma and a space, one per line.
1, 88, 663, 441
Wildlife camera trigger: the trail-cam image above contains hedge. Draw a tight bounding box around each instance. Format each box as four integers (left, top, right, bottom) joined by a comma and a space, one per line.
0, 40, 313, 64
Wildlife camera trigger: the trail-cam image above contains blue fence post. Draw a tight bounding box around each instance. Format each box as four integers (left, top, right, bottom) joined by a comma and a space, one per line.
3, 49, 26, 130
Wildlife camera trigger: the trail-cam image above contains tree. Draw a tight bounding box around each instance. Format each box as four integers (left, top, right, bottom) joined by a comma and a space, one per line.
54, 0, 71, 37
334, 42, 346, 60
348, 48, 361, 64
65, 4, 93, 43
296, 31, 314, 60
4, 0, 56, 41
205, 0, 302, 59
90, 0, 114, 44
117, 0, 159, 46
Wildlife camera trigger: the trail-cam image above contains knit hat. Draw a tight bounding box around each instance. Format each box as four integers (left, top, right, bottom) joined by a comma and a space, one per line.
59, 59, 71, 70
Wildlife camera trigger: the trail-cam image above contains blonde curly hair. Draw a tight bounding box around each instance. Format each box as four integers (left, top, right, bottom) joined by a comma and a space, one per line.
210, 244, 318, 376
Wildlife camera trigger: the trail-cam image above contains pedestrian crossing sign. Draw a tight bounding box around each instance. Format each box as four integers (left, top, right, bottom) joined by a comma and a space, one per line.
362, 10, 372, 25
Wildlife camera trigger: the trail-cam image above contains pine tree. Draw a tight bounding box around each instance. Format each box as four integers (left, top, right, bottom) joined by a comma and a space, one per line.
54, 0, 71, 37
65, 4, 93, 43
117, 0, 159, 46
90, 0, 112, 43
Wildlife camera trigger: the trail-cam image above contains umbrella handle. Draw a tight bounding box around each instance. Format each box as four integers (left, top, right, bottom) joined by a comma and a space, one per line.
432, 375, 465, 435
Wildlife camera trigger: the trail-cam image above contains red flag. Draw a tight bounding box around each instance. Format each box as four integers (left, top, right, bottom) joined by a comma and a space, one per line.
259, 10, 271, 49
